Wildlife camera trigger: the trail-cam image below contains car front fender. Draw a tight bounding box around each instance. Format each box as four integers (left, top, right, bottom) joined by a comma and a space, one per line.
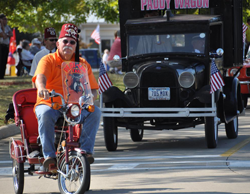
102, 86, 135, 107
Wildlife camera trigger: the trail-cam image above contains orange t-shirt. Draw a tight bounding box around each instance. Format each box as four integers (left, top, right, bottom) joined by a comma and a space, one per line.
32, 49, 98, 108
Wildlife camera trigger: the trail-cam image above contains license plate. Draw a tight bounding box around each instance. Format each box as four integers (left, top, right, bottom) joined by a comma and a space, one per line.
148, 87, 170, 100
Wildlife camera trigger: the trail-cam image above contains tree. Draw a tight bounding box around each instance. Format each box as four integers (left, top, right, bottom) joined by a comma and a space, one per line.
1, 0, 250, 35
85, 0, 119, 23
3, 0, 91, 34
0, 0, 119, 35
243, 0, 250, 22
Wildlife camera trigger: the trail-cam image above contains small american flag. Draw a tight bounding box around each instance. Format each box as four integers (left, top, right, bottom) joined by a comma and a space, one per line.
243, 23, 248, 43
98, 62, 112, 94
210, 59, 225, 94
91, 25, 100, 45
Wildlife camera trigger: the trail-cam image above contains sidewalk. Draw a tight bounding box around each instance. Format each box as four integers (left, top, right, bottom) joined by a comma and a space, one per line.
0, 123, 20, 140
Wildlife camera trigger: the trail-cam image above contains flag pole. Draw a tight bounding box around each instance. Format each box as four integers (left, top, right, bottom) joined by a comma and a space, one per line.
98, 61, 112, 108
211, 57, 216, 118
100, 93, 103, 108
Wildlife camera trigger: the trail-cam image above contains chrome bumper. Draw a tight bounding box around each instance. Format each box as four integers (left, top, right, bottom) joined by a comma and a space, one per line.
100, 93, 217, 118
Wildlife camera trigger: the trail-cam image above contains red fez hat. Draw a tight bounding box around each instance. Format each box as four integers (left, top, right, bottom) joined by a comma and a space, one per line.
59, 23, 78, 41
44, 27, 57, 39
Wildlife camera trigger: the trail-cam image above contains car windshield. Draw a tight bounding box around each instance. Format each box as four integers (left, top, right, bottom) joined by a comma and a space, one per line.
128, 32, 206, 56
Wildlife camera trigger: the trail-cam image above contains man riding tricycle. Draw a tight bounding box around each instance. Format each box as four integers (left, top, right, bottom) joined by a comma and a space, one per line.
9, 23, 101, 194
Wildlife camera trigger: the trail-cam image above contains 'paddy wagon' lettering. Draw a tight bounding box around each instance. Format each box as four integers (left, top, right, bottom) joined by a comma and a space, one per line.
141, 0, 209, 10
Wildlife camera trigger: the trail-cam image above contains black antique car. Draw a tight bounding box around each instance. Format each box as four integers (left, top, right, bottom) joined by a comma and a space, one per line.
100, 0, 244, 151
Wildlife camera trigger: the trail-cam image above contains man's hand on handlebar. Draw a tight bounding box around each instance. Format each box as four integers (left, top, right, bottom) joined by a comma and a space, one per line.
38, 89, 50, 100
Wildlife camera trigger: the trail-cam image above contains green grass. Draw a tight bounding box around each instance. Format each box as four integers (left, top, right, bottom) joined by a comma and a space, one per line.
0, 72, 124, 127
0, 75, 33, 127
102, 73, 125, 91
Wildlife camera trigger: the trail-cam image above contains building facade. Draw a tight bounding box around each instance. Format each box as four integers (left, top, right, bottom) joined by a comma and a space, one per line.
79, 14, 119, 57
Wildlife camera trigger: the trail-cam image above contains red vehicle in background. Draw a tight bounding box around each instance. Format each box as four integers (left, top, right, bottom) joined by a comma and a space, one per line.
228, 58, 250, 107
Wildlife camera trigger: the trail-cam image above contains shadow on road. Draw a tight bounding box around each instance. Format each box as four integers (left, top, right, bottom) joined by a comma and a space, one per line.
88, 189, 238, 194
24, 190, 239, 194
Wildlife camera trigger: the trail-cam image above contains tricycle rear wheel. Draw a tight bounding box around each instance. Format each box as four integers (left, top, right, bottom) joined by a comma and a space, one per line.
12, 159, 24, 194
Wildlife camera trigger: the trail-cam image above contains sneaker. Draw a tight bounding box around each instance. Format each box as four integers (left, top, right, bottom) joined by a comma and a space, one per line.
43, 157, 57, 170
86, 154, 94, 164
116, 70, 123, 75
109, 68, 115, 74
28, 150, 40, 158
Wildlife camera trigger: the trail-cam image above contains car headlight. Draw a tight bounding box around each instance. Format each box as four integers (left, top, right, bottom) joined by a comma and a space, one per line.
69, 104, 80, 118
123, 72, 139, 88
178, 72, 195, 88
230, 68, 240, 77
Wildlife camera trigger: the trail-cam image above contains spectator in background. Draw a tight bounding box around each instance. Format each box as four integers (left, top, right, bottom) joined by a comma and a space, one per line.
21, 40, 34, 73
16, 40, 25, 76
102, 49, 109, 71
0, 14, 13, 79
38, 37, 45, 50
245, 18, 250, 58
107, 30, 122, 75
16, 40, 24, 51
30, 38, 41, 55
0, 18, 3, 44
29, 27, 57, 87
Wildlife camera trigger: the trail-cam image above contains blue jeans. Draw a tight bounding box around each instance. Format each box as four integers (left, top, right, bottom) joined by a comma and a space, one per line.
35, 104, 101, 158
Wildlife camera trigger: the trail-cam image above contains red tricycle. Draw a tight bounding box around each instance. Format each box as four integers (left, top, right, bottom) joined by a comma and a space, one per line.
9, 62, 95, 194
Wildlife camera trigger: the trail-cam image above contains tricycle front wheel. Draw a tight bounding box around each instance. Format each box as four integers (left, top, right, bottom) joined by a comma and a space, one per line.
58, 151, 90, 194
12, 159, 24, 194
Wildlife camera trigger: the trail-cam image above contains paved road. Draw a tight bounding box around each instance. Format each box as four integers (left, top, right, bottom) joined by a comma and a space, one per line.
1, 110, 250, 193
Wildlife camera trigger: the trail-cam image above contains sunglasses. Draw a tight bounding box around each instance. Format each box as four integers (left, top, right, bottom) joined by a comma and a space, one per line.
48, 39, 58, 42
62, 39, 76, 45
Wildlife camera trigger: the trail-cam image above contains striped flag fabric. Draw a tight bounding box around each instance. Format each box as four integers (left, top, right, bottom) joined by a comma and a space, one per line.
7, 52, 15, 65
9, 28, 16, 54
243, 23, 248, 43
91, 24, 101, 44
210, 59, 225, 94
98, 62, 112, 94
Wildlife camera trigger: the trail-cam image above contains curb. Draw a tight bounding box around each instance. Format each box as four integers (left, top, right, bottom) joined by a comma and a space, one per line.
0, 124, 20, 140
